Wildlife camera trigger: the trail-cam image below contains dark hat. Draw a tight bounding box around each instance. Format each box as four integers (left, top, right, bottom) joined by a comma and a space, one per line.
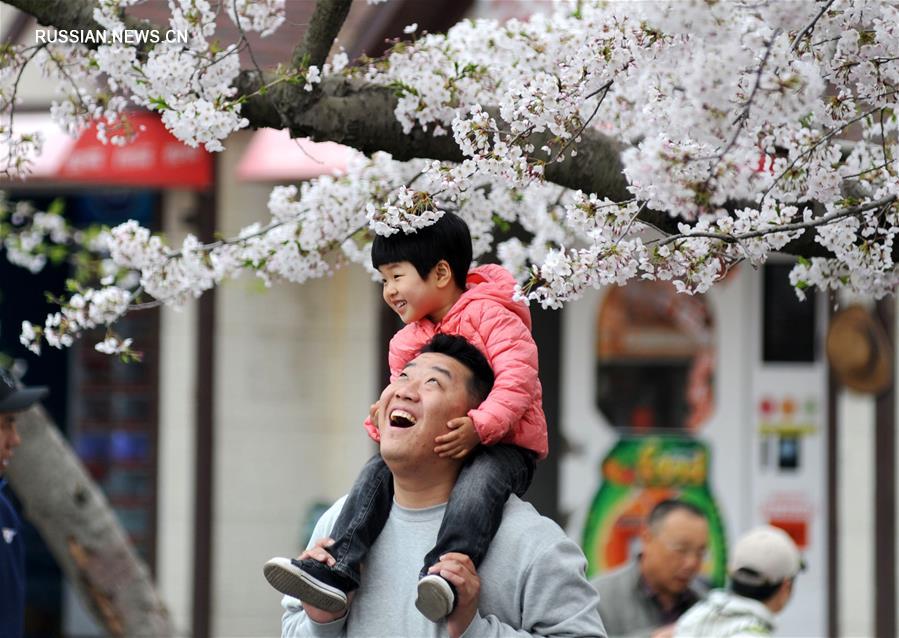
0, 368, 48, 413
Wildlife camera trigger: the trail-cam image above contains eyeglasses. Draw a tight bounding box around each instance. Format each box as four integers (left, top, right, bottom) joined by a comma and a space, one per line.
660, 539, 707, 561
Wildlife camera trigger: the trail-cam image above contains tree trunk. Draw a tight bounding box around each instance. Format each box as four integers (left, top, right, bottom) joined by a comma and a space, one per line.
6, 406, 172, 636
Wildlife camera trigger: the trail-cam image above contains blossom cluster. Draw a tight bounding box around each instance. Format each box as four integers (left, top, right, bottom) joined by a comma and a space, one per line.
2, 0, 293, 176
4, 0, 899, 355
352, 0, 899, 304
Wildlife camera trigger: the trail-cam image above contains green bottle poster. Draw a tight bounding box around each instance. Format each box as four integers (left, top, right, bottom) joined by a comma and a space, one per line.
582, 435, 727, 586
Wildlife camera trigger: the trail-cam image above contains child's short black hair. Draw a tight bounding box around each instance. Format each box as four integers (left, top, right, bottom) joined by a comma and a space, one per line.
371, 212, 473, 290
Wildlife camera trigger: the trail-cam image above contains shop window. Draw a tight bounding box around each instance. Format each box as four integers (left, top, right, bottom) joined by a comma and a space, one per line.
596, 281, 715, 431
67, 191, 161, 570
762, 262, 817, 363
70, 309, 160, 568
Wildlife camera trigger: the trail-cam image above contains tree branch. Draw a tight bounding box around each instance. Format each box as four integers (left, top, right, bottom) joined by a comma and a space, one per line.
658, 195, 897, 246
790, 0, 838, 52
239, 75, 635, 199
292, 0, 354, 69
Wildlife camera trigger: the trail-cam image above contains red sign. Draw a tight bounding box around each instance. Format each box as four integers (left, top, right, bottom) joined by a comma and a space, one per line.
58, 112, 212, 189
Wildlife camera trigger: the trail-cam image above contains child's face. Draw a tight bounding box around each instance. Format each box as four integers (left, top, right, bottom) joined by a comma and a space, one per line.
378, 261, 442, 323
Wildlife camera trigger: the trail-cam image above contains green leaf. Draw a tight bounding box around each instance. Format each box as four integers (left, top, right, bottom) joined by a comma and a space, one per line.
149, 96, 171, 110
47, 198, 65, 216
47, 245, 68, 265
387, 80, 419, 97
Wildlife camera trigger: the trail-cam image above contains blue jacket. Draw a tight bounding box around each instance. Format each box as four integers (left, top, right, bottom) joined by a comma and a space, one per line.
0, 481, 25, 638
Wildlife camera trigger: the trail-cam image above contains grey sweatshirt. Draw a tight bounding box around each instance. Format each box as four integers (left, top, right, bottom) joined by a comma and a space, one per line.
281, 495, 606, 638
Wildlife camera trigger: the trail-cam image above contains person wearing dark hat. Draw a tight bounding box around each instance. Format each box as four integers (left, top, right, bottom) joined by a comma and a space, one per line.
0, 369, 48, 638
673, 525, 804, 637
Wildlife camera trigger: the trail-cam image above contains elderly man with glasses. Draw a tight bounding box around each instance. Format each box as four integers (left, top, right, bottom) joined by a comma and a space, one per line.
591, 499, 709, 638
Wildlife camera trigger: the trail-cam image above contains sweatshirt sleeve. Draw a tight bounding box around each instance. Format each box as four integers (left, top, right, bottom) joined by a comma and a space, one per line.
459, 536, 607, 638
281, 499, 349, 637
362, 325, 425, 442
467, 305, 541, 445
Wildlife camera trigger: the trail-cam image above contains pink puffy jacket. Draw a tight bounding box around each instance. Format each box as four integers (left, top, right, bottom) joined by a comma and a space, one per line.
364, 264, 548, 459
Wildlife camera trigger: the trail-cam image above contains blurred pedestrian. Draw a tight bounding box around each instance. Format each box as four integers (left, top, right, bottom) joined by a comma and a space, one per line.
674, 525, 803, 637
592, 499, 709, 637
0, 369, 48, 638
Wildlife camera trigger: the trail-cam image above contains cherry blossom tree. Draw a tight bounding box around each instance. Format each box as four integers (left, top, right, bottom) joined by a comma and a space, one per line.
0, 0, 896, 632
1, 0, 897, 356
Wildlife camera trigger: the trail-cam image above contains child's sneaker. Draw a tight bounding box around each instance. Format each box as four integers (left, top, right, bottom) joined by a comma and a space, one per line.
263, 557, 351, 612
415, 574, 455, 622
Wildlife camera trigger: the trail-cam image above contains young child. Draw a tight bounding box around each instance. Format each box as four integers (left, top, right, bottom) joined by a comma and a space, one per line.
263, 212, 548, 622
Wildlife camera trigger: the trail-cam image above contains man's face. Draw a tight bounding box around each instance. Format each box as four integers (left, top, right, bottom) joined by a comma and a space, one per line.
640, 510, 709, 597
378, 352, 474, 467
0, 413, 21, 475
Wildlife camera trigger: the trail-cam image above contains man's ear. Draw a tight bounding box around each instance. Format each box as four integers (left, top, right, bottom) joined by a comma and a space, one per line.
639, 525, 653, 548
432, 260, 453, 288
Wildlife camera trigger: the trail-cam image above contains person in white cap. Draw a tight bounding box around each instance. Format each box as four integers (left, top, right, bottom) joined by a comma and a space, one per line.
0, 368, 49, 638
673, 525, 803, 637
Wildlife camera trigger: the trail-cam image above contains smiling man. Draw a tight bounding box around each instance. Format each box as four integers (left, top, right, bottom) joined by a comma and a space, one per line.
281, 334, 605, 638
0, 369, 48, 638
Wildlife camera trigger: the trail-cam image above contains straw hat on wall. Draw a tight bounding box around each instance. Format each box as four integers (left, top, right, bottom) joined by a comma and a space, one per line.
826, 305, 892, 395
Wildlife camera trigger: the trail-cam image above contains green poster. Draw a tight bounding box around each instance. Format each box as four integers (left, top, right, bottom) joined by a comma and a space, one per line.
582, 435, 727, 587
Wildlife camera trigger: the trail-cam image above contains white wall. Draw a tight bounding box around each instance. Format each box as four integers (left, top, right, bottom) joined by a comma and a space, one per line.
156, 190, 200, 636
838, 391, 875, 636
209, 132, 378, 636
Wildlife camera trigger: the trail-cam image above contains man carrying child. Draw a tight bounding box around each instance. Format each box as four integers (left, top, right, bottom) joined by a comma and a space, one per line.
280, 335, 605, 638
265, 212, 550, 623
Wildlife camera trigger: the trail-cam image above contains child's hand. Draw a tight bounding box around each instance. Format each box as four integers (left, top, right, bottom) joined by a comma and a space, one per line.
434, 417, 480, 459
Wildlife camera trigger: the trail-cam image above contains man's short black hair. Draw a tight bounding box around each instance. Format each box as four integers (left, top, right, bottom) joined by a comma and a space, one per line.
647, 499, 706, 533
371, 212, 473, 290
731, 569, 786, 602
419, 334, 494, 406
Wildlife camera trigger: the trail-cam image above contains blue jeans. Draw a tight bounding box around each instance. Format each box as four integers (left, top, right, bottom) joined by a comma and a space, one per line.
420, 443, 536, 578
326, 453, 394, 585
326, 445, 536, 586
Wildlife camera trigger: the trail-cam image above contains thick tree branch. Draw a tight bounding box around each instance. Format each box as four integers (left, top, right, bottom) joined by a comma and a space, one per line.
292, 0, 353, 69
7, 0, 643, 231
238, 74, 635, 200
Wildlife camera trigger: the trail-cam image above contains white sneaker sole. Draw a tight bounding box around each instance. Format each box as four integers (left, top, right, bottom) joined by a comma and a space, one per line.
415, 574, 454, 622
263, 557, 348, 613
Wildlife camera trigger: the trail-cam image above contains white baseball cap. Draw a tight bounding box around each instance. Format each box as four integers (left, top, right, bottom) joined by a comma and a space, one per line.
729, 525, 804, 586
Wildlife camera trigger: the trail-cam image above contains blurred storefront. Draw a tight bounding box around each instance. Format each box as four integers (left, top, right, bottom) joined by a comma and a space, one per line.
560, 263, 830, 637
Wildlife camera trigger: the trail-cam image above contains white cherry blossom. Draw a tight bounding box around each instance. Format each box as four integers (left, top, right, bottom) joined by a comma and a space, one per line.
2, 0, 899, 354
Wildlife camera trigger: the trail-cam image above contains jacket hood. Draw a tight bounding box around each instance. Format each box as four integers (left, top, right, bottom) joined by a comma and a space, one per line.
447, 264, 531, 330
676, 590, 775, 637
